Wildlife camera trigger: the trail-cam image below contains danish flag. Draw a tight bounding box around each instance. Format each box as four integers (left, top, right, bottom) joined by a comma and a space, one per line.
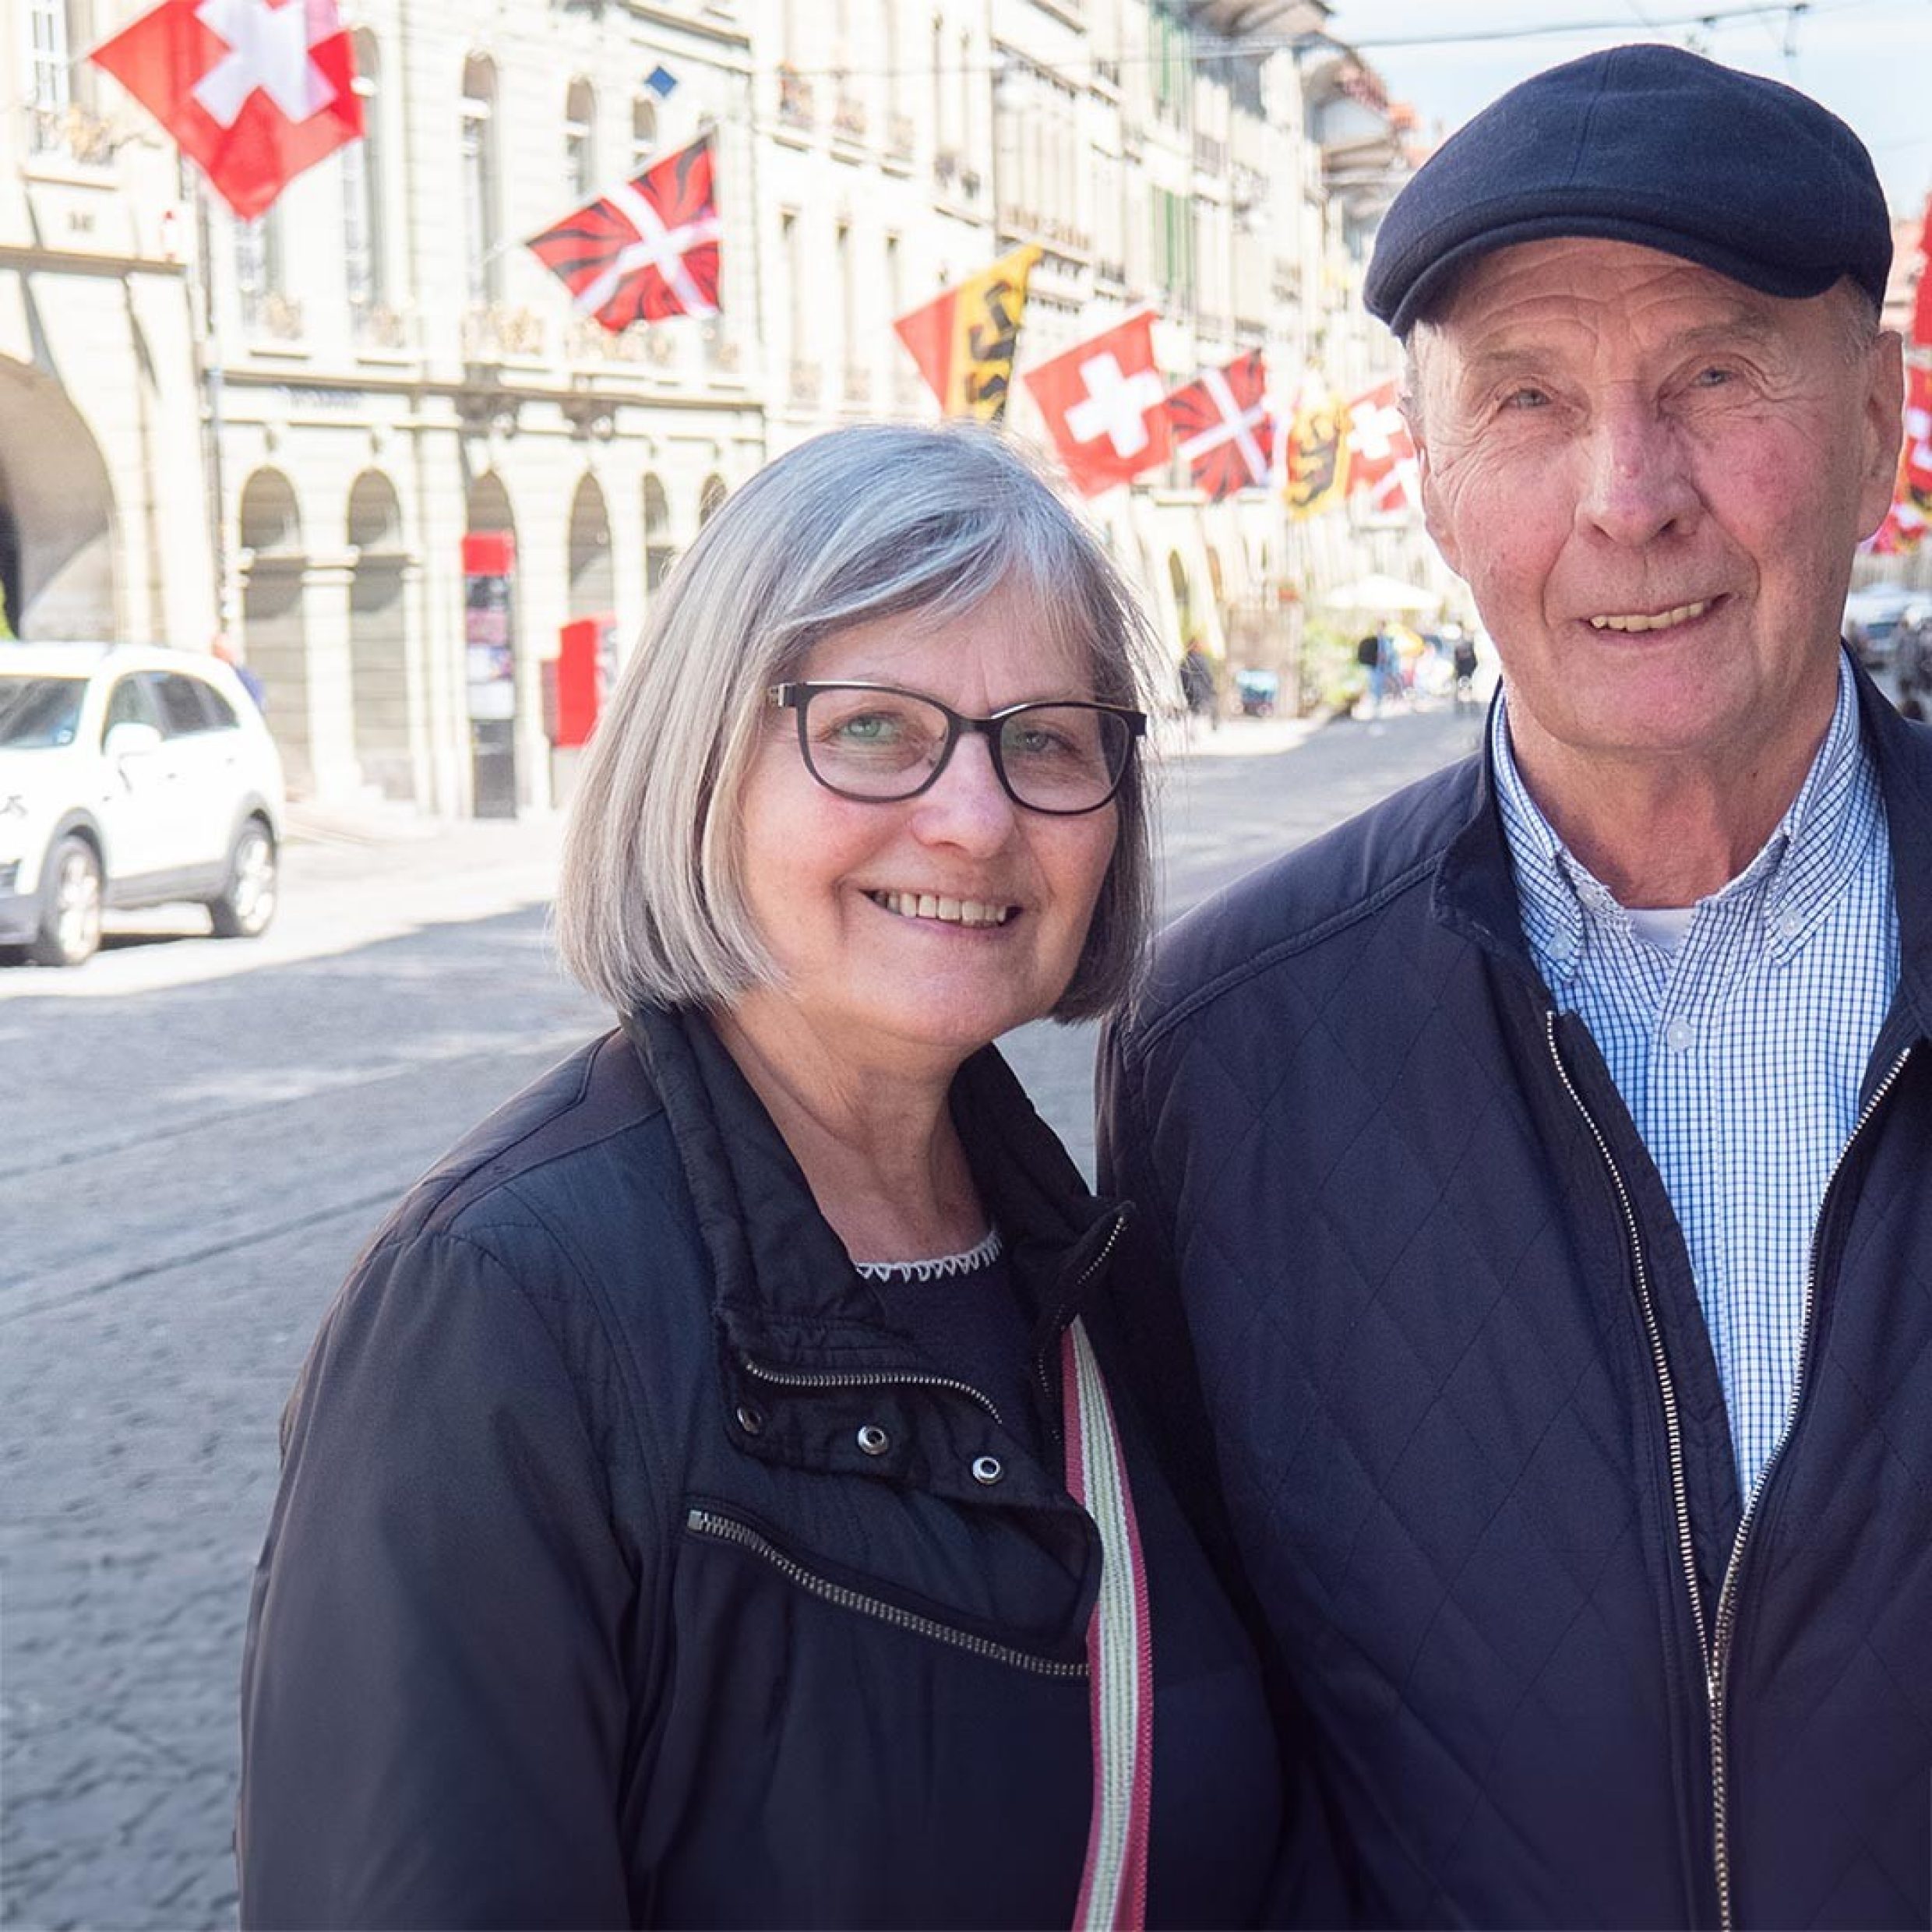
1345, 379, 1422, 516
1021, 312, 1170, 498
527, 137, 721, 331
90, 0, 363, 220
1164, 351, 1274, 500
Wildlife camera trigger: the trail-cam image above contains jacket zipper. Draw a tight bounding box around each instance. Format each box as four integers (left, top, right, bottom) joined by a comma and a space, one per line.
1705, 1043, 1913, 1932
1544, 1017, 1717, 1894
686, 1506, 1089, 1678
1033, 1208, 1130, 1435
742, 1356, 1003, 1428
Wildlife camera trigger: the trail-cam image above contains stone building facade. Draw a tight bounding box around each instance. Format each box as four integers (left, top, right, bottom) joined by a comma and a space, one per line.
2, 0, 1431, 812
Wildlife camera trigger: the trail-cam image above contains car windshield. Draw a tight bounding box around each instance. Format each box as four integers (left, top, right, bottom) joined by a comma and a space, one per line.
0, 676, 86, 749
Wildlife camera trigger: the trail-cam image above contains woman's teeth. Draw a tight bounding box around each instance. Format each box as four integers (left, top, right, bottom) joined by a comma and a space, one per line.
868, 890, 1014, 927
1588, 600, 1712, 633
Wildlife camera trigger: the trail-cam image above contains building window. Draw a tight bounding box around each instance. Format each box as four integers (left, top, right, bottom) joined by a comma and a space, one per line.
342, 32, 384, 315
26, 0, 97, 154
782, 209, 806, 363
631, 96, 658, 172
565, 77, 597, 201
460, 58, 501, 306
235, 210, 286, 333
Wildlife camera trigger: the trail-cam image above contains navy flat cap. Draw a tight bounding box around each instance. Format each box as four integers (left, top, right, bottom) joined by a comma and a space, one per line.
1364, 43, 1892, 337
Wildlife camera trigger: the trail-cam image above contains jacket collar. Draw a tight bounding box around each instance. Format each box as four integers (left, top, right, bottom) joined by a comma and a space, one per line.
619, 1004, 1123, 1374
1432, 654, 1932, 1042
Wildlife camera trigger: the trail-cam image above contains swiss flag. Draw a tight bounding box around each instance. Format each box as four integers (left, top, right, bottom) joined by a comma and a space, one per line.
1164, 351, 1274, 500
527, 138, 721, 330
1868, 358, 1932, 554
1912, 194, 1932, 351
1022, 312, 1169, 498
1345, 379, 1421, 516
90, 0, 362, 220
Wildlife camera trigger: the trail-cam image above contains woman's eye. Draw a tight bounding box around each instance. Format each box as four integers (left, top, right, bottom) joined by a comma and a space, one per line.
835, 713, 895, 742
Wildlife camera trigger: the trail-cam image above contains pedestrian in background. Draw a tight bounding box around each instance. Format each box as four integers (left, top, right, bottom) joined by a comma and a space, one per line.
236, 425, 1288, 1929
1101, 45, 1932, 1927
1179, 636, 1218, 731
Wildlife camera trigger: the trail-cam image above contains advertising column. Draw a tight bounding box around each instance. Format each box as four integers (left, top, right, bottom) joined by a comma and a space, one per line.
462, 531, 517, 818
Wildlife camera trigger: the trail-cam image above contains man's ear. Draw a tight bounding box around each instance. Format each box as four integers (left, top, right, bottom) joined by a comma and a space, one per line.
1855, 330, 1907, 541
1411, 428, 1462, 578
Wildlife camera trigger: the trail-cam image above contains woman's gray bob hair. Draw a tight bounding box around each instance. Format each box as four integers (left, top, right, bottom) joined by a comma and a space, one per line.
555, 422, 1161, 1023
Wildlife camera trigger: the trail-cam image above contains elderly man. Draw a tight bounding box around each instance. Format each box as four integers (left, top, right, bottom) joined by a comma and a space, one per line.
1100, 45, 1929, 1928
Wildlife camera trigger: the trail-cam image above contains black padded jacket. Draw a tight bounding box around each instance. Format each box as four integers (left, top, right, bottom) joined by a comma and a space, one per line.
1099, 665, 1932, 1928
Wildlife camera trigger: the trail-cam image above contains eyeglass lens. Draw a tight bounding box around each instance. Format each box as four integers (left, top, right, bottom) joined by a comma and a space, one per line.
799, 687, 1132, 811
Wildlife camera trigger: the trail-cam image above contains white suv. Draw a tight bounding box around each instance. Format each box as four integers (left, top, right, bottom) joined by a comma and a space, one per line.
0, 643, 285, 967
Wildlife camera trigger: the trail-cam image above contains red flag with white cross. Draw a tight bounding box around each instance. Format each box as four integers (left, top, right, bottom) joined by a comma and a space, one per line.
90, 0, 363, 220
1345, 379, 1421, 516
1164, 351, 1274, 501
1022, 312, 1170, 498
1869, 358, 1932, 555
527, 137, 721, 330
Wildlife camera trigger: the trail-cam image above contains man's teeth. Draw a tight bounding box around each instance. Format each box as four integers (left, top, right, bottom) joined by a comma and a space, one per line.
1588, 600, 1712, 633
869, 890, 1014, 926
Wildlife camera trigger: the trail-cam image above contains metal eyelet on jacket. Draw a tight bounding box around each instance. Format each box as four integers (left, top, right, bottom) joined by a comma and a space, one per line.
971, 1454, 1004, 1486
734, 1405, 763, 1437
856, 1423, 890, 1456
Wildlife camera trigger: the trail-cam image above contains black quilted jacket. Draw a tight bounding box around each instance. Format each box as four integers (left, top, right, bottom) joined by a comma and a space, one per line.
1099, 666, 1932, 1929
238, 1005, 1285, 1928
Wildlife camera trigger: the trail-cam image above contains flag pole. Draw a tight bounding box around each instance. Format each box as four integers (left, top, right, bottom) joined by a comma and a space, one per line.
181, 153, 232, 649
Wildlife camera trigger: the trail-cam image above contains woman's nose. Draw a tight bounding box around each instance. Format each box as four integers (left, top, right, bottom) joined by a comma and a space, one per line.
910, 732, 1019, 851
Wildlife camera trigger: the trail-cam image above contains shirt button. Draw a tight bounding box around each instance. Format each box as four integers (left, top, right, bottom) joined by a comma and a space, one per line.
734, 1405, 763, 1437
1665, 1019, 1694, 1052
855, 1423, 890, 1457
971, 1454, 1004, 1486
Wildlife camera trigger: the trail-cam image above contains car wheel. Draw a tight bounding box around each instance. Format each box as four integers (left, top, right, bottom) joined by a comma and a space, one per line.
28, 835, 103, 968
208, 819, 278, 939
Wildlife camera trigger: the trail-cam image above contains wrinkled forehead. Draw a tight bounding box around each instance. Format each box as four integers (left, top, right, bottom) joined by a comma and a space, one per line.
1408, 238, 1854, 388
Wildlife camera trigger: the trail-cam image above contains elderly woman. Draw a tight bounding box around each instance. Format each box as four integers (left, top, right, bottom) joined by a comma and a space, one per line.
236, 425, 1282, 1929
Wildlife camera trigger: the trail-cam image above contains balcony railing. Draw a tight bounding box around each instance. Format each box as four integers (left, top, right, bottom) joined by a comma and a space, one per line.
23, 100, 115, 164
777, 67, 816, 130
833, 93, 868, 142
462, 303, 546, 360
351, 301, 410, 351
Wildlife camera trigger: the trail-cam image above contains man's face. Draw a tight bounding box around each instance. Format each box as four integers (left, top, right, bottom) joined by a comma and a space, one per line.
1408, 240, 1902, 784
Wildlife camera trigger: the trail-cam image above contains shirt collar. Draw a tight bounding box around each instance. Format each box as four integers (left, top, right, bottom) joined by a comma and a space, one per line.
1492, 650, 1879, 984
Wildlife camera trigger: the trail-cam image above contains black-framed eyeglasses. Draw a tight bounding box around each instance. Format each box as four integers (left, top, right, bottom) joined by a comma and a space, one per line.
768, 682, 1146, 816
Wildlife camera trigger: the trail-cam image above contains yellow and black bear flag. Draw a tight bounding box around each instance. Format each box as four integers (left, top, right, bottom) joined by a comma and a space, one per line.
893, 245, 1042, 423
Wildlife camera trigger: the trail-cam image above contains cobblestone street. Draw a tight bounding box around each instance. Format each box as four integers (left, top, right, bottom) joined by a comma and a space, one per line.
1, 702, 1471, 1930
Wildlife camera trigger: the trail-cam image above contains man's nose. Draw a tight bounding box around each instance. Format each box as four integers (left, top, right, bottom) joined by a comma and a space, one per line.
1576, 399, 1701, 546
911, 731, 1020, 851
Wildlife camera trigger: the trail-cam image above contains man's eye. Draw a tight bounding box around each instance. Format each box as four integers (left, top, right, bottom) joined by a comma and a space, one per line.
1500, 386, 1549, 411
1690, 365, 1734, 388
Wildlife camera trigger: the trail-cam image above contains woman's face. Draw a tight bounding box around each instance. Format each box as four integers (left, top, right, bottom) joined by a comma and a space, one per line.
730, 580, 1121, 1084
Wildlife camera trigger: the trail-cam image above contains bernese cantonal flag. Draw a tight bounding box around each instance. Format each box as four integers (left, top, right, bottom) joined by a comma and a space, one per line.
1022, 312, 1169, 498
527, 136, 721, 331
89, 0, 363, 220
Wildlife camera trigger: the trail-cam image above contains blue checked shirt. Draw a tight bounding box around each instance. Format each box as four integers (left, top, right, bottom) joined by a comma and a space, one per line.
1492, 654, 1899, 1498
